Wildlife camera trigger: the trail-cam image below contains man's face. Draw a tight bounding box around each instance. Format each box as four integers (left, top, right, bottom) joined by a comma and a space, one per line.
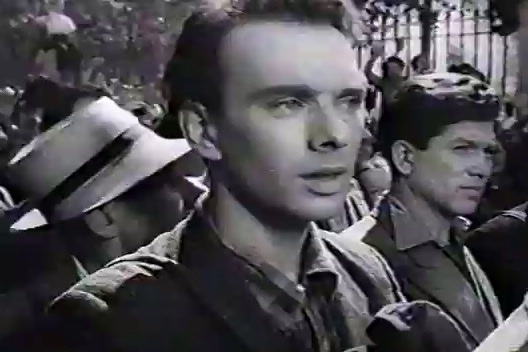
407, 120, 497, 216
214, 22, 367, 222
387, 62, 404, 78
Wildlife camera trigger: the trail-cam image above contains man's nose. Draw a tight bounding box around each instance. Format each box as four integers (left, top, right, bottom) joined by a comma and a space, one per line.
307, 104, 350, 153
467, 151, 494, 179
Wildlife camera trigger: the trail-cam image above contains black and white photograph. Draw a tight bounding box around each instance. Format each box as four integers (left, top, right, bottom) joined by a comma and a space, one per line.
0, 0, 527, 351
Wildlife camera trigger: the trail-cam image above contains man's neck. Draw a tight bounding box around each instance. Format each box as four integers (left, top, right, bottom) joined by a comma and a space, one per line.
205, 182, 309, 283
391, 180, 452, 244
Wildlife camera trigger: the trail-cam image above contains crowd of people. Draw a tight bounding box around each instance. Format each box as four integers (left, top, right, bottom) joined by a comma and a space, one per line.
1, 0, 528, 351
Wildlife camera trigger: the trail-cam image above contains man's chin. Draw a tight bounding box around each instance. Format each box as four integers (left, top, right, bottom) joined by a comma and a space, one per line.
294, 196, 348, 223
450, 201, 479, 217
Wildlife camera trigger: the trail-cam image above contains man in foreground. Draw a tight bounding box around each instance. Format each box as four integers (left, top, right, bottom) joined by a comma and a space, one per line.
363, 73, 504, 349
47, 2, 474, 351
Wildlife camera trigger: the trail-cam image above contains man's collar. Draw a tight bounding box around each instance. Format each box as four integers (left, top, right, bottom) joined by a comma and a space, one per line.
192, 194, 339, 304
302, 223, 340, 302
388, 192, 451, 251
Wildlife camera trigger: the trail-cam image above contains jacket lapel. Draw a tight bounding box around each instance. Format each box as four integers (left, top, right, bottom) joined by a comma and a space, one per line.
463, 247, 504, 325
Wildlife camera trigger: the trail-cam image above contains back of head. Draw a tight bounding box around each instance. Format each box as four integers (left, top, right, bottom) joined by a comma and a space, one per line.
377, 72, 501, 172
382, 56, 405, 79
162, 0, 359, 119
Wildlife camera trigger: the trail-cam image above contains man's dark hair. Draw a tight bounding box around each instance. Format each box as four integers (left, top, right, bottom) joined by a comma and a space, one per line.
447, 62, 487, 83
163, 0, 363, 118
410, 54, 423, 72
377, 73, 501, 174
381, 55, 405, 78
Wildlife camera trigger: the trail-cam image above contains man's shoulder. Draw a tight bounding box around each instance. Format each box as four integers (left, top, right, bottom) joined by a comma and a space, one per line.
320, 229, 404, 305
50, 217, 190, 315
322, 229, 391, 277
469, 201, 528, 240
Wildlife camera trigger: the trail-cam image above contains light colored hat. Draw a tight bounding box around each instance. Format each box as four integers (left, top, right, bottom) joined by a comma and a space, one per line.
7, 97, 192, 222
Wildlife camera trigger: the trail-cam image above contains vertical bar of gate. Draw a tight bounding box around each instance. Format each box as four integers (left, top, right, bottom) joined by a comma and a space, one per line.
393, 8, 401, 72
358, 44, 363, 68
446, 8, 451, 70
473, 8, 479, 68
432, 17, 437, 69
502, 36, 509, 94
381, 14, 388, 60
406, 8, 412, 76
459, 3, 465, 61
487, 0, 493, 81
394, 9, 400, 47
487, 24, 493, 81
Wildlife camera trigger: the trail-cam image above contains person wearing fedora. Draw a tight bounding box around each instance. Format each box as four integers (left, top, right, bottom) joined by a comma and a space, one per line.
0, 95, 205, 351
46, 1, 478, 351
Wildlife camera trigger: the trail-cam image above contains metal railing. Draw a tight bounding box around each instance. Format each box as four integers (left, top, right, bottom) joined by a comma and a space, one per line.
356, 0, 518, 96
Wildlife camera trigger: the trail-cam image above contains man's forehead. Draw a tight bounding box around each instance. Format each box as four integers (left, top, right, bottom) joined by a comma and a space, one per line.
439, 120, 496, 143
220, 21, 366, 92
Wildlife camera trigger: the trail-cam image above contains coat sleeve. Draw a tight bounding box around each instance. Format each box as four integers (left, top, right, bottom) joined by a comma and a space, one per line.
46, 259, 163, 352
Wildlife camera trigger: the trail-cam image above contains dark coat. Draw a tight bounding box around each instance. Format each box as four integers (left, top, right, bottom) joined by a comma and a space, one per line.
46, 212, 405, 352
0, 168, 205, 351
466, 201, 528, 316
44, 209, 485, 352
0, 225, 79, 351
363, 200, 503, 349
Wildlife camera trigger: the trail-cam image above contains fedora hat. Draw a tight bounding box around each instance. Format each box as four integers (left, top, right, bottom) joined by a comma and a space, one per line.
7, 97, 192, 223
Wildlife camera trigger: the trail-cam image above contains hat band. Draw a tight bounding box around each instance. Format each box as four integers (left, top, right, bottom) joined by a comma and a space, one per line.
38, 128, 137, 214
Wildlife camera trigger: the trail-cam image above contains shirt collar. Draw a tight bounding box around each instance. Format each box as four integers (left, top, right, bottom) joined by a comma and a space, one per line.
193, 194, 339, 304
388, 194, 451, 251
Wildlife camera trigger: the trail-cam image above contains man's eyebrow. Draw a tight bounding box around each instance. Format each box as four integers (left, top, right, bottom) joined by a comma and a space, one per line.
247, 85, 318, 101
247, 85, 367, 101
337, 87, 366, 99
451, 137, 499, 147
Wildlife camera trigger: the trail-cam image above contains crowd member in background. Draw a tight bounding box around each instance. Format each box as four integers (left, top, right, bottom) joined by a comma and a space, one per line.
154, 56, 186, 139
356, 153, 391, 206
363, 73, 504, 349
0, 95, 203, 351
465, 201, 528, 317
7, 76, 110, 155
46, 0, 474, 350
364, 37, 405, 114
448, 62, 487, 83
410, 53, 433, 76
32, 0, 82, 86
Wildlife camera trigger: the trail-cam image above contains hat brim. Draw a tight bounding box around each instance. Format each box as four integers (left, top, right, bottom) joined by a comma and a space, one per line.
53, 133, 192, 221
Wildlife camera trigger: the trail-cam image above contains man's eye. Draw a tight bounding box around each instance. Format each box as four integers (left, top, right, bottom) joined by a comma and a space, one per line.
485, 146, 500, 156
267, 98, 305, 113
337, 96, 362, 109
453, 145, 472, 151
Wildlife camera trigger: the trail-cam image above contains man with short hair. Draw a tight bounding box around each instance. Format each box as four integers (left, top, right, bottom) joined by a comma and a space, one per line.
46, 2, 473, 352
363, 73, 504, 349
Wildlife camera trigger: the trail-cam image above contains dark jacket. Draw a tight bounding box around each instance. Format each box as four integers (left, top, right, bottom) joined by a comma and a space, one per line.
0, 225, 80, 351
46, 211, 406, 352
0, 169, 204, 351
363, 198, 503, 349
466, 201, 528, 316
46, 206, 483, 352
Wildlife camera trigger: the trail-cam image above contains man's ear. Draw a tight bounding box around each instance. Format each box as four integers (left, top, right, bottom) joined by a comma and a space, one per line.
178, 101, 222, 161
391, 140, 415, 176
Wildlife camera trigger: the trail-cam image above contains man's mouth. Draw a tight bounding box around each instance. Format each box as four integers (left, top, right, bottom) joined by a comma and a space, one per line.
300, 166, 348, 196
458, 185, 485, 198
